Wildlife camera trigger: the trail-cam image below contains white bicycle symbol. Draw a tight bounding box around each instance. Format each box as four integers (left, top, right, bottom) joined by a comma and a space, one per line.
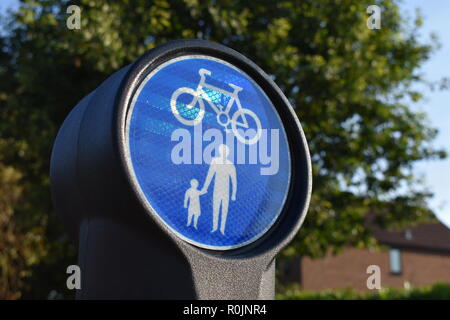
170, 68, 262, 145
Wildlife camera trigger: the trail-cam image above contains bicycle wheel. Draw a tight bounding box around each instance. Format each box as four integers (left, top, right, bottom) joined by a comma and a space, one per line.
170, 87, 205, 126
231, 108, 262, 145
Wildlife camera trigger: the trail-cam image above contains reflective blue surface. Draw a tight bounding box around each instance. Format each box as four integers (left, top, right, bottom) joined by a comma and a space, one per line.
127, 55, 291, 249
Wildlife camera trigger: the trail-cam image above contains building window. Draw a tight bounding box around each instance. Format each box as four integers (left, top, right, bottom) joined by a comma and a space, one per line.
389, 248, 402, 274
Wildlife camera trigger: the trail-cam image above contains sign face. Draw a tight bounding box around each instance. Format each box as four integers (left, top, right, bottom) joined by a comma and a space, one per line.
126, 55, 291, 250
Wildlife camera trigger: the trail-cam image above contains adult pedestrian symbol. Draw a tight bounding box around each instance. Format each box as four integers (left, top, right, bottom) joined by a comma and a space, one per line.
126, 55, 291, 250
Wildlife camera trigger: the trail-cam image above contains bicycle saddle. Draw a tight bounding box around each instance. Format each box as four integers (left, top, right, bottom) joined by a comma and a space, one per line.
198, 68, 211, 76
228, 83, 243, 92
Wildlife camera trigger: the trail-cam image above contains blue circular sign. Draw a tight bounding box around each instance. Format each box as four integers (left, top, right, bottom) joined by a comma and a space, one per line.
126, 55, 291, 250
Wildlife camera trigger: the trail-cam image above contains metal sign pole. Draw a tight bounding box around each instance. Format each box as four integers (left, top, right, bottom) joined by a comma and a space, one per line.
50, 39, 311, 299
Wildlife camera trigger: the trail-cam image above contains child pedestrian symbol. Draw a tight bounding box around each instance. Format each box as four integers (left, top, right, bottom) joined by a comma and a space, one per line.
184, 179, 205, 229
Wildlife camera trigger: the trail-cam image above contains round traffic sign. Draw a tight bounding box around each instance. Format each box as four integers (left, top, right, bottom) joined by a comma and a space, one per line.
125, 54, 292, 250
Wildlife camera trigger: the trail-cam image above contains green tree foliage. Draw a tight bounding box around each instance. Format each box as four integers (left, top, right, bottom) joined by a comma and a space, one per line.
0, 0, 446, 298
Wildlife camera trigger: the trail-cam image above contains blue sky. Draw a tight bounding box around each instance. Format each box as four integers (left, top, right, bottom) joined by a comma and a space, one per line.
399, 0, 450, 227
0, 0, 18, 12
1, 0, 449, 226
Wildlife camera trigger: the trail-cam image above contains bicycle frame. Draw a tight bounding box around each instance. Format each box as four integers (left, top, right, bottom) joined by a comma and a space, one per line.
171, 68, 262, 144
194, 69, 249, 128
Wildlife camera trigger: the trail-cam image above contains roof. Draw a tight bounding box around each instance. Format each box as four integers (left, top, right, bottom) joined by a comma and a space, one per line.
374, 222, 450, 254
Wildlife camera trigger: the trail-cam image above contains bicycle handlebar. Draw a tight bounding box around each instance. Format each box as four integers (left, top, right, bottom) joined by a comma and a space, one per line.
199, 68, 212, 77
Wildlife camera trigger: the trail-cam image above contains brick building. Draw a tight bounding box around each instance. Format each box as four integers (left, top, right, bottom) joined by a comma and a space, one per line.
282, 222, 450, 291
